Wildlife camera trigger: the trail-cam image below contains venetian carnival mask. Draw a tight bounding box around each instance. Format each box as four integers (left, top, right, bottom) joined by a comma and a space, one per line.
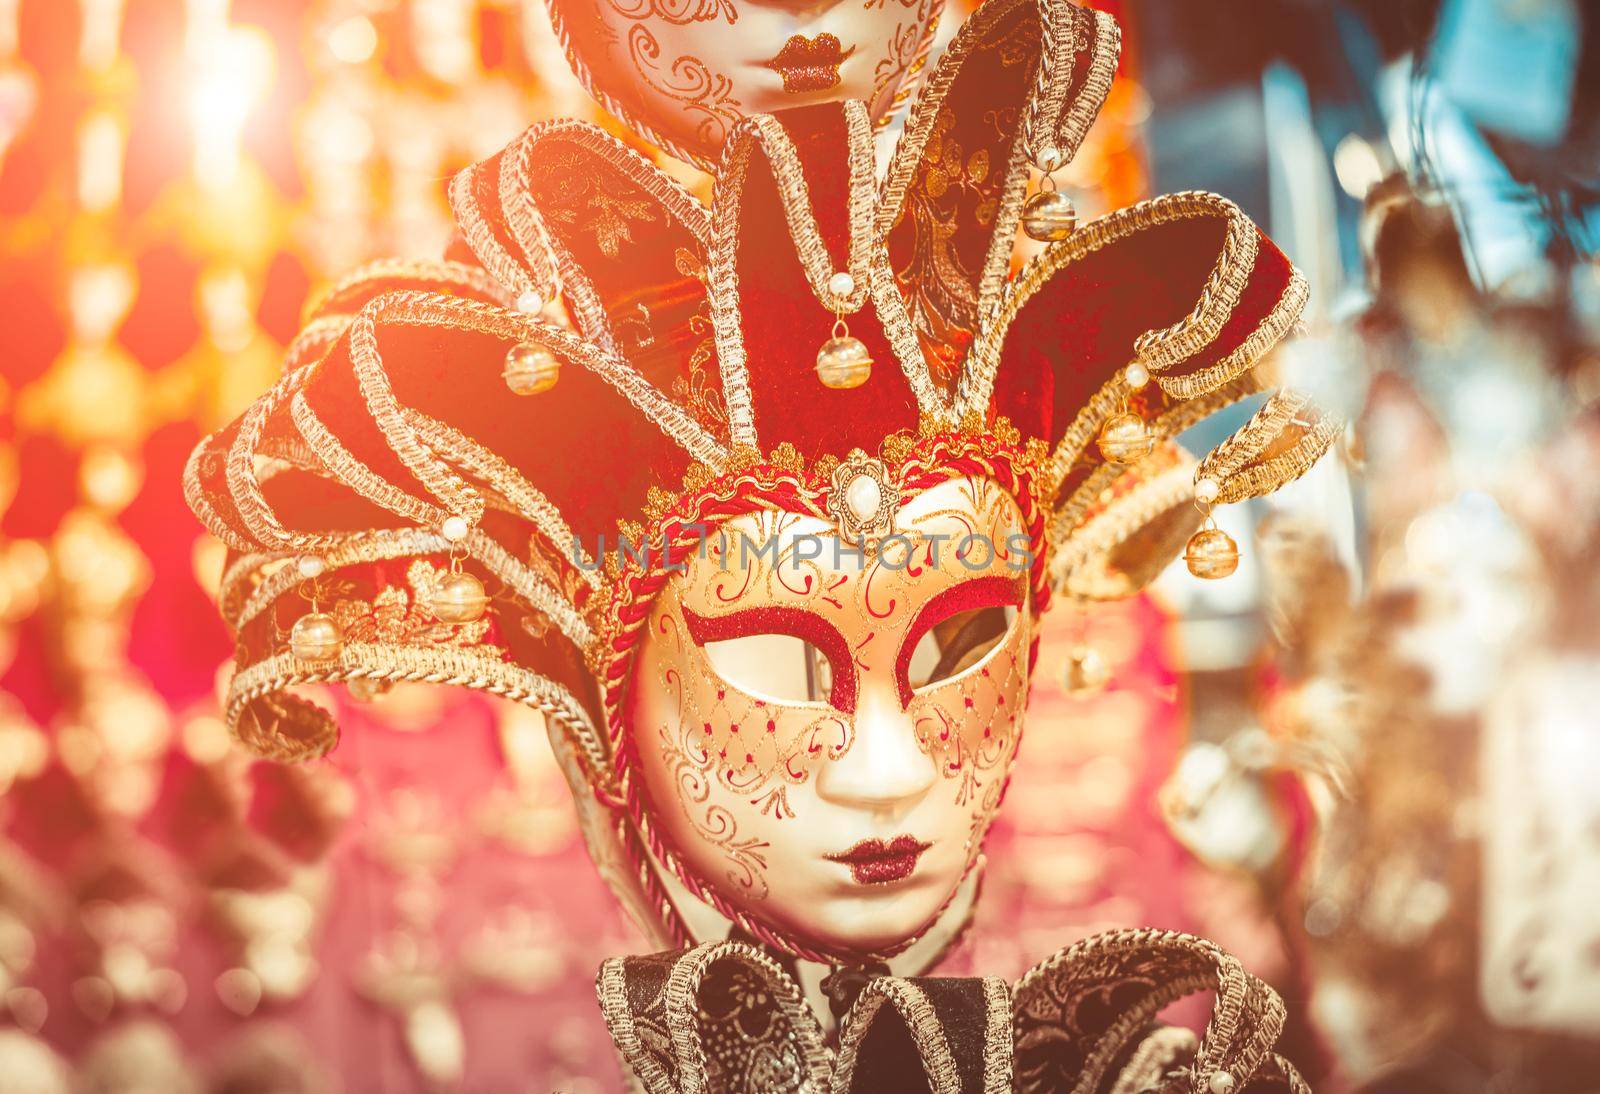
631, 476, 1032, 954
545, 0, 943, 163
189, 0, 1338, 968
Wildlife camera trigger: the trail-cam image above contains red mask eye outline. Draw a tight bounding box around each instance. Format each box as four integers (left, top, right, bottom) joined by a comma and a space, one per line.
893, 575, 1025, 708
680, 604, 858, 713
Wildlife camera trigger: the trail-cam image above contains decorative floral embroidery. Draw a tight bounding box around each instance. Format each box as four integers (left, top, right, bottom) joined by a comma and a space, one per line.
893, 98, 1000, 390
669, 247, 731, 443
540, 146, 662, 259
328, 560, 495, 649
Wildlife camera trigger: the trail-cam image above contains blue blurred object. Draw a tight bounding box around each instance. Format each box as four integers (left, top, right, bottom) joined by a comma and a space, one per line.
1431, 0, 1582, 146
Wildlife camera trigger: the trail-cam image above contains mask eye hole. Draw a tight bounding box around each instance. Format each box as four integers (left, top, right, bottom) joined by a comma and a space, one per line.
681, 605, 856, 712
905, 603, 1017, 693
895, 575, 1025, 706
702, 634, 833, 706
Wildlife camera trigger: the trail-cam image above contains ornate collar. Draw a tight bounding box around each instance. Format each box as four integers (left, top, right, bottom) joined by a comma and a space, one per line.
597, 928, 1311, 1093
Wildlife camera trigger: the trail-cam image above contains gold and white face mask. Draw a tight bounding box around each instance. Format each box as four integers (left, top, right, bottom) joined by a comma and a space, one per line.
544, 0, 941, 163
627, 475, 1034, 956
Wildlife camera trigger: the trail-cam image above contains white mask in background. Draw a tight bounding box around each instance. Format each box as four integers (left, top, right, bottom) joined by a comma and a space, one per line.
545, 0, 942, 163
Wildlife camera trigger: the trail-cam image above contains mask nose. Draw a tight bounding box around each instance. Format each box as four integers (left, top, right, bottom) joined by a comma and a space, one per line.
815, 678, 937, 815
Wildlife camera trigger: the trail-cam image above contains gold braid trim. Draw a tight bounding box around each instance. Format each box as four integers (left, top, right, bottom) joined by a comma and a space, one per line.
1015, 928, 1286, 1094
1021, 0, 1081, 163
870, 242, 949, 421
1132, 200, 1258, 372
708, 106, 863, 447
284, 314, 350, 371
1045, 369, 1272, 551
879, 0, 1052, 354
1022, 0, 1123, 172
1075, 973, 1218, 1094
595, 959, 659, 1088
400, 409, 601, 584
876, 0, 992, 232
215, 258, 516, 549
1154, 369, 1272, 439
233, 528, 441, 629
666, 942, 831, 1094
877, 2, 943, 131
183, 433, 254, 552
593, 930, 1303, 1093
303, 257, 510, 323
290, 388, 444, 529
228, 524, 592, 648
495, 135, 557, 295
1047, 458, 1120, 554
449, 162, 539, 300
981, 976, 1016, 1094
1209, 427, 1343, 506
226, 365, 323, 548
346, 297, 489, 523
499, 120, 713, 351
1263, 1053, 1314, 1094
960, 190, 1260, 418
227, 640, 607, 780
339, 291, 727, 497
835, 978, 962, 1094
1049, 455, 1196, 598
1109, 1027, 1200, 1094
594, 959, 679, 1094
711, 102, 947, 440
1155, 266, 1308, 401
219, 549, 280, 623
465, 528, 594, 647
1200, 389, 1310, 484
1040, 380, 1127, 502
1055, 11, 1121, 163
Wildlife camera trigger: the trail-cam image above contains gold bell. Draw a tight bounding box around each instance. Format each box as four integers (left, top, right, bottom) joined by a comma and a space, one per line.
289, 612, 344, 663
816, 335, 873, 390
1184, 526, 1240, 580
503, 343, 560, 395
1096, 411, 1155, 464
1062, 646, 1109, 696
1022, 190, 1077, 242
429, 570, 489, 624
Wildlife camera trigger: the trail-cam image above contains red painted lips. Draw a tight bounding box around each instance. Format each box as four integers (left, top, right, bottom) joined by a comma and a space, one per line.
761, 33, 856, 94
825, 835, 931, 886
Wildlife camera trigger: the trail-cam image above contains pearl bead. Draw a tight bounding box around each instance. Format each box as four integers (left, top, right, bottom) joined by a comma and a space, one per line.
1185, 527, 1240, 580
827, 271, 855, 298
1022, 190, 1077, 242
815, 336, 873, 390
1124, 361, 1150, 389
1208, 1074, 1237, 1094
514, 289, 544, 314
503, 342, 560, 395
296, 555, 326, 579
1096, 412, 1155, 465
1036, 145, 1062, 172
289, 612, 343, 663
1194, 477, 1221, 504
429, 570, 489, 624
441, 516, 470, 543
844, 474, 882, 525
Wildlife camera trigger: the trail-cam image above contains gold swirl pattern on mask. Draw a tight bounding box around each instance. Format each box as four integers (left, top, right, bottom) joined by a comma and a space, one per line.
628, 24, 743, 154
